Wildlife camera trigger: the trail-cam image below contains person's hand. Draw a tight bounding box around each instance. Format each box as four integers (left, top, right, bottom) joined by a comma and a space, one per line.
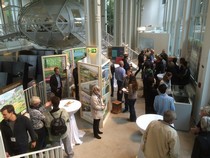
191, 127, 200, 135
5, 152, 10, 158
31, 141, 36, 148
45, 101, 52, 108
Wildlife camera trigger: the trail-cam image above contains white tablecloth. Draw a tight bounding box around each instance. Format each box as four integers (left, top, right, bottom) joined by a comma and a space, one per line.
136, 114, 163, 134
136, 114, 163, 158
59, 99, 85, 148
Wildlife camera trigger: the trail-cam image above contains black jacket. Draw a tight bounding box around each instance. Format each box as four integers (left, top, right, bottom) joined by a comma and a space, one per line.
191, 132, 210, 158
50, 74, 62, 94
0, 114, 37, 156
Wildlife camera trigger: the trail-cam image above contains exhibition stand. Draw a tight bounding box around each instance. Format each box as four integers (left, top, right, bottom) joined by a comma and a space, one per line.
41, 54, 69, 99
78, 47, 111, 127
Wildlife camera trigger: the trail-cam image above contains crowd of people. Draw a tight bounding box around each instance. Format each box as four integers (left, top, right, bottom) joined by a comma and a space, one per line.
0, 48, 209, 158
110, 48, 209, 158
0, 94, 74, 158
111, 48, 191, 121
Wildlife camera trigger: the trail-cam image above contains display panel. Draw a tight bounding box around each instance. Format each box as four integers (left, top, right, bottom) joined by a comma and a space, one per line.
73, 47, 86, 62
78, 60, 111, 125
107, 46, 124, 64
79, 62, 99, 123
0, 83, 26, 121
42, 54, 68, 98
63, 47, 86, 69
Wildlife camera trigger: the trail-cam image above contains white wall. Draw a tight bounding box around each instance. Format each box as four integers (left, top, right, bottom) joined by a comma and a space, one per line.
141, 0, 164, 27
138, 32, 169, 54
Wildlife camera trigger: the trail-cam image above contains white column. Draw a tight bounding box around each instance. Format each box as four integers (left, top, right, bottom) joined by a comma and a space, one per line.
101, 0, 107, 37
180, 0, 192, 57
95, 0, 102, 65
84, 0, 102, 65
114, 0, 123, 46
172, 0, 180, 55
125, 0, 133, 48
124, 0, 128, 45
132, 0, 138, 50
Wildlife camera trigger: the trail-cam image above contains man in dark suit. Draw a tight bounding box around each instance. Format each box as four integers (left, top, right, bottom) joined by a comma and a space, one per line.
50, 67, 62, 99
73, 66, 79, 100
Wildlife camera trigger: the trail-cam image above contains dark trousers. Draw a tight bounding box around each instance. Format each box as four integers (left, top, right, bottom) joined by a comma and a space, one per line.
128, 99, 137, 122
117, 80, 123, 101
135, 64, 142, 77
52, 88, 62, 99
75, 85, 79, 100
10, 145, 28, 156
34, 126, 47, 150
124, 93, 129, 111
93, 119, 100, 136
110, 77, 114, 97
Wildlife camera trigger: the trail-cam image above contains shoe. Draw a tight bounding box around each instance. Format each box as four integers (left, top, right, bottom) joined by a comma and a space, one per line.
94, 135, 101, 139
98, 131, 103, 134
122, 109, 128, 113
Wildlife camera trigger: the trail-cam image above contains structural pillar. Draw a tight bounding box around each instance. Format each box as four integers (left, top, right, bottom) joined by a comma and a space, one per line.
84, 0, 102, 65
114, 0, 123, 46
101, 0, 107, 38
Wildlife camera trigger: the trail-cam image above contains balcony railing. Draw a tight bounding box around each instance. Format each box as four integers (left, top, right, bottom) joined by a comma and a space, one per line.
10, 146, 63, 158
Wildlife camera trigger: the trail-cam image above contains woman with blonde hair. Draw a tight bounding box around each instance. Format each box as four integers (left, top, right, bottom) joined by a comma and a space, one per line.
191, 115, 210, 158
29, 96, 47, 150
90, 85, 105, 139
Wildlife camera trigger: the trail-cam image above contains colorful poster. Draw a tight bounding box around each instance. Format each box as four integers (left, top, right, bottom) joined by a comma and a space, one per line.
0, 84, 26, 121
42, 54, 67, 96
79, 64, 98, 83
73, 47, 86, 62
107, 46, 125, 64
102, 62, 110, 96
102, 93, 111, 119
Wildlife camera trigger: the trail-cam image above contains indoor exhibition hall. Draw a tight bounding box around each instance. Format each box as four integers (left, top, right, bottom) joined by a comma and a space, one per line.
0, 0, 210, 158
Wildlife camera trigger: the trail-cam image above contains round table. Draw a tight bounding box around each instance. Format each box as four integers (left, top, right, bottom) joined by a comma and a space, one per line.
136, 114, 163, 158
136, 114, 163, 133
59, 99, 85, 148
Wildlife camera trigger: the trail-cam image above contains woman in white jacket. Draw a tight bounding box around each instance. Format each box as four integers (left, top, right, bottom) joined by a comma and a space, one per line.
90, 85, 105, 139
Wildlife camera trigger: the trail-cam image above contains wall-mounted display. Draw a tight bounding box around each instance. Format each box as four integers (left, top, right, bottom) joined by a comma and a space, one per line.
41, 54, 68, 98
0, 82, 26, 121
107, 46, 124, 64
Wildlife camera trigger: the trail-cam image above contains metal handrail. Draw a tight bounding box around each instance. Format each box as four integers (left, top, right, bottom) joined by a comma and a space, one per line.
24, 81, 46, 109
10, 146, 63, 158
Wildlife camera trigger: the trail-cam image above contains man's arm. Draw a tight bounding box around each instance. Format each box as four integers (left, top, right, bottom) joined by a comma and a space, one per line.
170, 98, 175, 111
153, 97, 158, 112
24, 116, 37, 146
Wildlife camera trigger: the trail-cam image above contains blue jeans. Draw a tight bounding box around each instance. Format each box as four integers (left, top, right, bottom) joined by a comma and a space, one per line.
128, 99, 137, 122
